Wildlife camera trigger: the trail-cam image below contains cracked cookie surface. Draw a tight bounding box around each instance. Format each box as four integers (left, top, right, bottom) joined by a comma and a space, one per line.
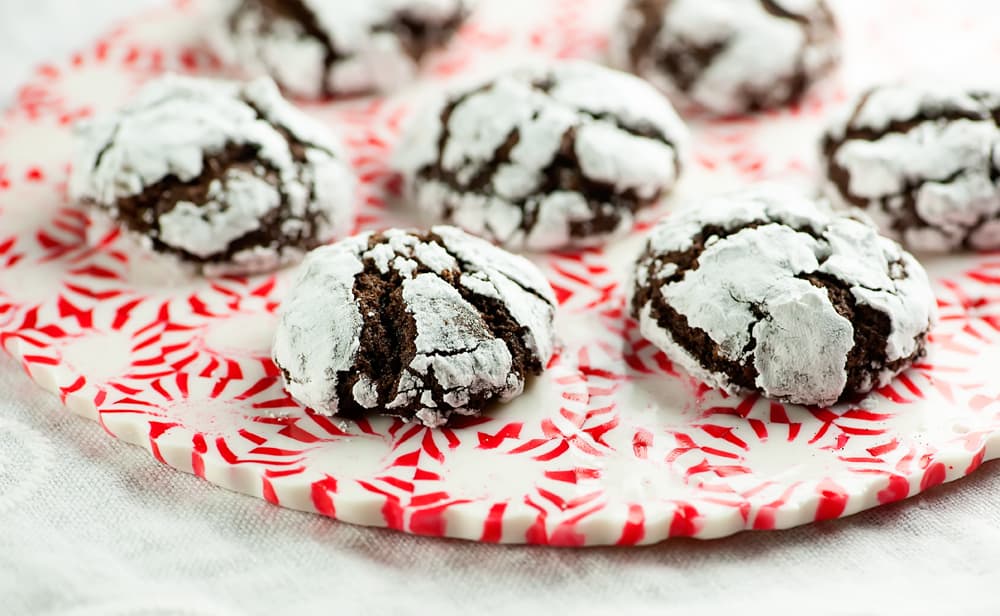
213, 0, 471, 98
273, 225, 557, 427
822, 84, 1000, 252
394, 60, 689, 251
612, 0, 840, 115
629, 185, 935, 406
70, 74, 356, 276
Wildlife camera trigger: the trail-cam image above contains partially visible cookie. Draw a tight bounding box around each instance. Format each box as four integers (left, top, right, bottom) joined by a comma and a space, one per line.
70, 75, 356, 277
273, 225, 557, 427
822, 84, 1000, 252
629, 185, 935, 407
612, 0, 840, 115
394, 60, 689, 251
213, 0, 471, 98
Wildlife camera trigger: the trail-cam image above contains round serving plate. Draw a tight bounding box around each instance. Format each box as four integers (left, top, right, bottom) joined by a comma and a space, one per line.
1, 0, 999, 545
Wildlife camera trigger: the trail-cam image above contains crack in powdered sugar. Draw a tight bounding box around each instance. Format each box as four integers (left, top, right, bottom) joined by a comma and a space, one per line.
629, 185, 935, 407
272, 226, 557, 427
69, 74, 356, 276
395, 60, 689, 251
823, 84, 1000, 252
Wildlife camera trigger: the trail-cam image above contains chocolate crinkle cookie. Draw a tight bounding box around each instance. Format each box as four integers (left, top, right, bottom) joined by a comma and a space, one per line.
629, 185, 935, 407
70, 74, 356, 277
822, 84, 1000, 252
213, 0, 472, 98
612, 0, 840, 115
394, 60, 689, 251
273, 225, 557, 427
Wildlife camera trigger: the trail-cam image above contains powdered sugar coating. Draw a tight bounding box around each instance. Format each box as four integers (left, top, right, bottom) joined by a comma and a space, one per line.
394, 60, 689, 251
70, 74, 356, 276
823, 84, 1000, 252
158, 170, 282, 258
612, 0, 840, 115
273, 226, 557, 427
212, 0, 471, 98
630, 185, 935, 407
273, 235, 367, 411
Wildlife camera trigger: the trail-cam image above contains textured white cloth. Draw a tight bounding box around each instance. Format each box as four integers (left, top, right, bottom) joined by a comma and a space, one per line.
2, 3, 1000, 615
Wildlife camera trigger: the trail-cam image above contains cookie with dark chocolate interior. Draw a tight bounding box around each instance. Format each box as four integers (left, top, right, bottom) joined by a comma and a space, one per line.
273, 225, 557, 427
612, 0, 840, 115
629, 185, 935, 406
70, 74, 356, 277
213, 0, 471, 98
821, 83, 1000, 252
394, 60, 689, 251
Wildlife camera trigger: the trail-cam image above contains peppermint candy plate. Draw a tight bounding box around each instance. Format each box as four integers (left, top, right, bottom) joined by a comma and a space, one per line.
1, 0, 999, 545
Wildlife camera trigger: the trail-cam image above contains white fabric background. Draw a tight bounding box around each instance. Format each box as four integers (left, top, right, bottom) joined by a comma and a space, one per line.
1, 2, 999, 615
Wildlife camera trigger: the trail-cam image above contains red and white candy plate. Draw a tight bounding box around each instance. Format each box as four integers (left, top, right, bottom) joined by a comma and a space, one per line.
2, 0, 999, 545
